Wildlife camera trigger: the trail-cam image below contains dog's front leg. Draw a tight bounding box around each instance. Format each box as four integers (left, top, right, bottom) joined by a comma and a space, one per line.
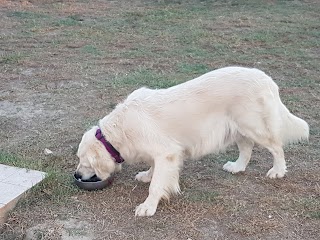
135, 155, 181, 217
135, 166, 154, 183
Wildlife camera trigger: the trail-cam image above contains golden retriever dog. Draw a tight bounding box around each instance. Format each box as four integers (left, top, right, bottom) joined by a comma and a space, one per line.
76, 66, 309, 217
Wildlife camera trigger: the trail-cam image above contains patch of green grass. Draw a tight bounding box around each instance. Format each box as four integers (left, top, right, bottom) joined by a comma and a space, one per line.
33, 230, 46, 239
177, 63, 209, 74
208, 151, 238, 164
7, 11, 48, 19
82, 118, 101, 130
243, 31, 277, 45
81, 45, 102, 55
0, 53, 24, 64
33, 169, 79, 203
277, 195, 320, 219
310, 211, 320, 219
278, 76, 317, 88
0, 152, 78, 204
54, 17, 81, 27
0, 152, 42, 170
66, 228, 87, 237
299, 197, 320, 219
285, 96, 301, 103
68, 14, 84, 22
184, 189, 219, 203
111, 69, 184, 89
118, 46, 151, 59
309, 127, 320, 136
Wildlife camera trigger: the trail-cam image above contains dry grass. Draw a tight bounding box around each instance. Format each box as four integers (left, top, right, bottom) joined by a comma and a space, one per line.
0, 0, 319, 239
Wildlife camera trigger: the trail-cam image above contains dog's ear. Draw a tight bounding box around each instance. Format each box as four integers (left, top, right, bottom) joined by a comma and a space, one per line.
89, 154, 115, 180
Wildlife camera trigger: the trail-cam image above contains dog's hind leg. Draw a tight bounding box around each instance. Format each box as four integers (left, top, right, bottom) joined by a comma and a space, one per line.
135, 154, 182, 217
243, 133, 286, 178
241, 117, 286, 178
265, 143, 286, 178
135, 166, 154, 183
223, 137, 254, 174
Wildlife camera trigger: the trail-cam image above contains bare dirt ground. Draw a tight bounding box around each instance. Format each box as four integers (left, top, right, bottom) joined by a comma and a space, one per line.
0, 0, 319, 239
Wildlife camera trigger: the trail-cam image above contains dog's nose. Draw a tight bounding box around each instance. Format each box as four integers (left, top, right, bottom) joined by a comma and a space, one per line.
74, 172, 82, 180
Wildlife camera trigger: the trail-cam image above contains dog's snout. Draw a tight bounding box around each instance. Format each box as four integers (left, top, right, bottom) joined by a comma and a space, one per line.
74, 172, 82, 180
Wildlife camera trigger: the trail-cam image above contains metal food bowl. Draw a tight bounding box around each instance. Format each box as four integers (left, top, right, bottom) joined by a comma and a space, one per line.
73, 173, 113, 191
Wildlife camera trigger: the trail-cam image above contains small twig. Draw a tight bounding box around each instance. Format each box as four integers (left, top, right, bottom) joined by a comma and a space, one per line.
131, 184, 137, 191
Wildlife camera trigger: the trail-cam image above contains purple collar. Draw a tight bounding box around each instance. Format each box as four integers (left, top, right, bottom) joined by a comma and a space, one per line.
95, 128, 124, 164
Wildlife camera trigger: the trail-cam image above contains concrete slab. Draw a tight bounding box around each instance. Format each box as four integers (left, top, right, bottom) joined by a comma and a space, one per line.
0, 164, 46, 224
0, 182, 29, 204
0, 165, 18, 181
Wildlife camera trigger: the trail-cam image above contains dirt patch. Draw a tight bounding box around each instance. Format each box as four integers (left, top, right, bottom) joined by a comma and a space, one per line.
25, 218, 94, 240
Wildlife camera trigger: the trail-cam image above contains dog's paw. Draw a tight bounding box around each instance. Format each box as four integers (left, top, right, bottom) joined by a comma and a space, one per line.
135, 203, 157, 217
266, 167, 287, 179
135, 171, 152, 183
223, 161, 246, 174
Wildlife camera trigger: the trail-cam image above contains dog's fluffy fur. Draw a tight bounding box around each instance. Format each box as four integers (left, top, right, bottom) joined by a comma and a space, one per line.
76, 66, 309, 216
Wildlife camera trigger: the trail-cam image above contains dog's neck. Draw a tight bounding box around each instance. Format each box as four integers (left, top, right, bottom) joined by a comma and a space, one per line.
95, 127, 124, 164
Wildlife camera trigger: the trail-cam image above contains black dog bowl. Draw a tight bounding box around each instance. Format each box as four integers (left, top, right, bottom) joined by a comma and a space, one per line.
73, 173, 114, 191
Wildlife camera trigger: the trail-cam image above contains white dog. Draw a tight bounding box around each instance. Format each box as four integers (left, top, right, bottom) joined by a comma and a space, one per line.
76, 66, 309, 217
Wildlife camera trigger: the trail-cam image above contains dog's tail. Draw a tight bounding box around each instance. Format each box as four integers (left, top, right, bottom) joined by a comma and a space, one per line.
279, 102, 309, 145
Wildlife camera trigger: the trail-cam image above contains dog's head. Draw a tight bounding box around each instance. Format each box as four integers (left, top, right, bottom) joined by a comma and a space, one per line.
75, 126, 121, 181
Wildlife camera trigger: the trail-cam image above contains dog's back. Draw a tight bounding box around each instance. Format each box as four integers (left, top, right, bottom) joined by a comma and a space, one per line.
120, 67, 308, 159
